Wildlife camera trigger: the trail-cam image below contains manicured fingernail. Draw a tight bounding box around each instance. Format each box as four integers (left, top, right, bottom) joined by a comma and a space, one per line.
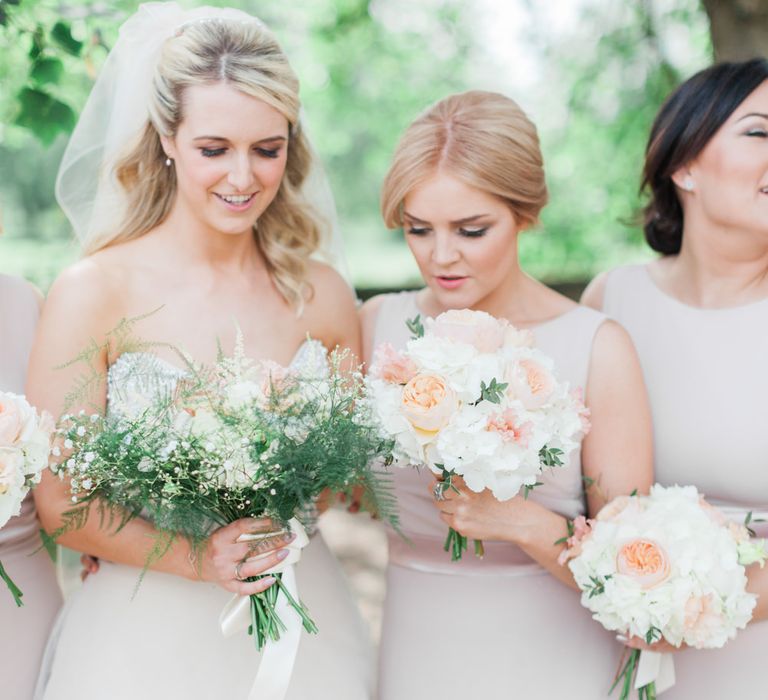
616, 634, 628, 643
277, 549, 290, 560
261, 576, 276, 586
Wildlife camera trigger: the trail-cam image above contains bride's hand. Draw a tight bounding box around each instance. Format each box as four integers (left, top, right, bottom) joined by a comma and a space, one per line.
200, 518, 296, 595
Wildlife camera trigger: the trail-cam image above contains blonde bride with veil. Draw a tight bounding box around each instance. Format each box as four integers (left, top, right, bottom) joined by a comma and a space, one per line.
28, 4, 372, 699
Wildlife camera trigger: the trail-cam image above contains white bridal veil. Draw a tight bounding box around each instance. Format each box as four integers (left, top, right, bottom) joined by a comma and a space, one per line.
55, 1, 349, 279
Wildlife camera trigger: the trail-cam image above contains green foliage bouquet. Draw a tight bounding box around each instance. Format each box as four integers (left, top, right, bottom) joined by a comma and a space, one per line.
50, 334, 395, 650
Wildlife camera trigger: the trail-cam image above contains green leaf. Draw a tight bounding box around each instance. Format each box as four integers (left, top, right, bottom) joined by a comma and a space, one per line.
50, 21, 83, 56
28, 24, 45, 60
523, 481, 543, 499
477, 377, 508, 405
538, 446, 564, 469
30, 57, 64, 86
630, 488, 638, 497
645, 626, 662, 645
405, 314, 424, 339
39, 529, 58, 562
14, 87, 76, 145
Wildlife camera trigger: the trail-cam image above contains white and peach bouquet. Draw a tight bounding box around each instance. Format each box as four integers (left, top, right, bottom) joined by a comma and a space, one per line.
50, 334, 397, 649
366, 308, 589, 560
561, 484, 767, 699
0, 391, 54, 606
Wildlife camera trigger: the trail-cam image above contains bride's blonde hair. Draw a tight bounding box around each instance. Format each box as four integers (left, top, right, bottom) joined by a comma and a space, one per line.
381, 90, 548, 229
90, 18, 320, 309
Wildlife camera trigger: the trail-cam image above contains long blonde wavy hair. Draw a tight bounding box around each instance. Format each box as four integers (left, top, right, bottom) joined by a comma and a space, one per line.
88, 18, 321, 309
381, 90, 548, 230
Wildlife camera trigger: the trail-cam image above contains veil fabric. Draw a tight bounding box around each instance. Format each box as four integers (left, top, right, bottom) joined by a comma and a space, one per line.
55, 1, 349, 280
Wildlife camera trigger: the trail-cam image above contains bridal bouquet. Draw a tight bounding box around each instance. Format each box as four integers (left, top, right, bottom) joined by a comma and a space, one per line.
0, 392, 54, 606
51, 336, 395, 649
561, 484, 767, 699
366, 308, 589, 560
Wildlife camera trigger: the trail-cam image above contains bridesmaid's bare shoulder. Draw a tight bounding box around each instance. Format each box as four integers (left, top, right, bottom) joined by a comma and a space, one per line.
580, 271, 610, 310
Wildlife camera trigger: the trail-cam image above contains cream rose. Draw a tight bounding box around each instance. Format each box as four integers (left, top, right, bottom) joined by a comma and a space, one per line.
430, 309, 507, 354
0, 393, 37, 448
505, 358, 555, 409
400, 374, 457, 433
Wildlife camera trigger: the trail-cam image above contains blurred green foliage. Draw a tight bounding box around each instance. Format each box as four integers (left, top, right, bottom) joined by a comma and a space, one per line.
0, 0, 712, 290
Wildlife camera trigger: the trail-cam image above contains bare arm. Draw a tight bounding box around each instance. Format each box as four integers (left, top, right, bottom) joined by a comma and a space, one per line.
28, 263, 286, 594
437, 319, 654, 589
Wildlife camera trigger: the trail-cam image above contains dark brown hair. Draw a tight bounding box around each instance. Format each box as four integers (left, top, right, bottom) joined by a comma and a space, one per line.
642, 58, 768, 254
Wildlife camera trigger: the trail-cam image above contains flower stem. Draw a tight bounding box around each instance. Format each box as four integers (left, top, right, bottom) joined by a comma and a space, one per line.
247, 572, 317, 650
0, 560, 23, 607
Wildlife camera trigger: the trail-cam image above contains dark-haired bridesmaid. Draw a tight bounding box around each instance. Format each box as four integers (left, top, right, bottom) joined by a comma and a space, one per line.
583, 58, 768, 697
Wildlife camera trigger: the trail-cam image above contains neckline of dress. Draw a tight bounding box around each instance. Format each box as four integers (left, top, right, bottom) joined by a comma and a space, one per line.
108, 338, 319, 377
405, 289, 584, 331
641, 263, 768, 314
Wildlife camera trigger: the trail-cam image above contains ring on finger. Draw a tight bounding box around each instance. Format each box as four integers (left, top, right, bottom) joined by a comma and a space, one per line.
433, 483, 446, 502
234, 560, 247, 582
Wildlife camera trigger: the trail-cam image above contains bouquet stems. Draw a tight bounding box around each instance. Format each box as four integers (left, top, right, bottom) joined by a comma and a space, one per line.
247, 573, 318, 650
610, 648, 656, 700
0, 559, 23, 607
443, 527, 484, 561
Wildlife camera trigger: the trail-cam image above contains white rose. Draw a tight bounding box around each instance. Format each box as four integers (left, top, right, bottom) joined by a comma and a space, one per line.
0, 392, 38, 448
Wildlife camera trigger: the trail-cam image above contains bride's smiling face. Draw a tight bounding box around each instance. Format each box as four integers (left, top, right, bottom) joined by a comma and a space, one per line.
162, 82, 289, 236
403, 171, 521, 310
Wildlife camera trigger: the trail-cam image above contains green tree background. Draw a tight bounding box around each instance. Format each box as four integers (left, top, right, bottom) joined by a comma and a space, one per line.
0, 0, 719, 291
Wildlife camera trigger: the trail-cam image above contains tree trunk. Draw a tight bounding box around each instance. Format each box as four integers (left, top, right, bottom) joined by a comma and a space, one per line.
701, 0, 768, 61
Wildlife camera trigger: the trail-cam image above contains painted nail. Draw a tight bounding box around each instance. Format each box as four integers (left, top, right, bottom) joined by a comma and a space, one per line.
277, 549, 290, 560
261, 576, 276, 586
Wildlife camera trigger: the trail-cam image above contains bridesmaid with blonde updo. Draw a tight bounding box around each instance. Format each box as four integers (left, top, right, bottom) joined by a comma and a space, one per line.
361, 90, 653, 699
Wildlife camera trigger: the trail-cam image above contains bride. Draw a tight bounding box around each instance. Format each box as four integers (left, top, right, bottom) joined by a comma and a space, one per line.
27, 4, 371, 699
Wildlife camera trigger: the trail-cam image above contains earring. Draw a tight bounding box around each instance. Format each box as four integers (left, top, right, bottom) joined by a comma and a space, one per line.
165, 157, 172, 167
683, 177, 694, 191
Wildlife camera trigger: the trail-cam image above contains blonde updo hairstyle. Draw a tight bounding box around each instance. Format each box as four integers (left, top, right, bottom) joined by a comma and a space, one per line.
92, 18, 320, 309
381, 90, 548, 231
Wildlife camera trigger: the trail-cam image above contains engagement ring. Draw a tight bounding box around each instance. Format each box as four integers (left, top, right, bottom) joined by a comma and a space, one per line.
234, 560, 246, 582
433, 483, 446, 501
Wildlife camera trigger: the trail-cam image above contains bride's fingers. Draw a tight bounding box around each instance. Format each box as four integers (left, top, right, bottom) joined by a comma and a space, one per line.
236, 575, 277, 596
231, 531, 296, 562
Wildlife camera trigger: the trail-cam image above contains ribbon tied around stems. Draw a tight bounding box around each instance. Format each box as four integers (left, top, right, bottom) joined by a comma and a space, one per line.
219, 518, 310, 700
635, 651, 676, 695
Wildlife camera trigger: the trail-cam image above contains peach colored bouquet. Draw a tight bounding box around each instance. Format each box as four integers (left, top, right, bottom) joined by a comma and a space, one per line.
561, 484, 767, 699
0, 391, 54, 606
366, 308, 589, 560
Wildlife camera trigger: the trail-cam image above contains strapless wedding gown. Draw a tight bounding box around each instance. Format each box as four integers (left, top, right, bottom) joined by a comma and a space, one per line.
37, 342, 373, 699
372, 291, 622, 700
603, 263, 768, 698
0, 274, 62, 700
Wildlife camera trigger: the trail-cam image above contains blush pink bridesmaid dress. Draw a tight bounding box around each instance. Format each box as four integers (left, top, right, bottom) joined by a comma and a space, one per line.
0, 273, 62, 699
603, 263, 768, 698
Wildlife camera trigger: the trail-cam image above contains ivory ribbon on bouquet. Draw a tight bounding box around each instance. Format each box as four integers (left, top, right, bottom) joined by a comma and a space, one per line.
635, 651, 675, 694
219, 518, 310, 700
635, 505, 767, 696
